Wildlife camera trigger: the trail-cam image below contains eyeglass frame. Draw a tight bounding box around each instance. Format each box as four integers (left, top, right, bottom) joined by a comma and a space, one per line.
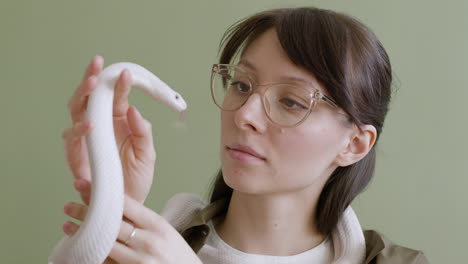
210, 63, 339, 128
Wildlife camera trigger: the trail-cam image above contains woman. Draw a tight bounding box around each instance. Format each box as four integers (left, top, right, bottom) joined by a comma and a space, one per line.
61, 7, 428, 264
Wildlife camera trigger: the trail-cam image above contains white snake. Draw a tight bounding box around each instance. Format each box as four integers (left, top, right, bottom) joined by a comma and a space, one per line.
48, 62, 187, 264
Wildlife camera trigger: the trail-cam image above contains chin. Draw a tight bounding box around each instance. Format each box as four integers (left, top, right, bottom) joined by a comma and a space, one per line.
221, 166, 273, 195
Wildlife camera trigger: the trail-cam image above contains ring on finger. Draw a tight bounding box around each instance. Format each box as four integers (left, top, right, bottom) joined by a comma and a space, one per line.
124, 226, 138, 245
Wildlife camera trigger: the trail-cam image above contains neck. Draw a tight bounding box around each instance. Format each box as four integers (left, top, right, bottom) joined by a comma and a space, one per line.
214, 188, 326, 256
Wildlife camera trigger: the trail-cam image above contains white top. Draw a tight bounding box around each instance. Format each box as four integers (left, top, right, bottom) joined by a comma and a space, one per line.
198, 220, 334, 264
160, 193, 366, 264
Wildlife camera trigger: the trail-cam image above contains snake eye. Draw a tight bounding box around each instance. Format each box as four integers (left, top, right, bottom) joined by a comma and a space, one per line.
175, 94, 179, 100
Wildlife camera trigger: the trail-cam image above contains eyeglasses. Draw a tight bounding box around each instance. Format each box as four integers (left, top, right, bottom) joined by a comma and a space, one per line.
210, 64, 339, 127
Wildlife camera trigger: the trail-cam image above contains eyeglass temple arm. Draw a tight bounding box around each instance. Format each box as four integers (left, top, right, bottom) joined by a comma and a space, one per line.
321, 95, 339, 108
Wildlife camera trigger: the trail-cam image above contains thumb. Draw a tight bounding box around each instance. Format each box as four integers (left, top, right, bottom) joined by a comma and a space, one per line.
127, 106, 156, 160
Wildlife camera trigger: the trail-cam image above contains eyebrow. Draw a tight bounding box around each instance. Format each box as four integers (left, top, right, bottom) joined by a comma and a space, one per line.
238, 59, 319, 87
238, 59, 257, 71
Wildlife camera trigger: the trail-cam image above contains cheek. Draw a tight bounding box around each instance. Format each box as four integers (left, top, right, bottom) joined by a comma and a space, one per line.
275, 123, 345, 180
220, 111, 233, 141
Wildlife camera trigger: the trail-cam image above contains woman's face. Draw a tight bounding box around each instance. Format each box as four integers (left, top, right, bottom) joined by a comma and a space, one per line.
220, 28, 353, 196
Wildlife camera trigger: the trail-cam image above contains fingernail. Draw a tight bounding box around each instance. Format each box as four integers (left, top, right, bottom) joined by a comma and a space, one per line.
77, 180, 86, 190
63, 222, 70, 231
94, 55, 103, 65
64, 203, 71, 214
82, 122, 93, 132
75, 179, 87, 191
82, 121, 90, 130
63, 222, 74, 235
75, 122, 86, 131
122, 69, 131, 79
133, 107, 141, 117
73, 122, 82, 131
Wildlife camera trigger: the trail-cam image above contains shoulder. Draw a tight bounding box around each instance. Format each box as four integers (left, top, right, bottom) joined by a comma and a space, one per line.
363, 230, 429, 264
159, 192, 207, 232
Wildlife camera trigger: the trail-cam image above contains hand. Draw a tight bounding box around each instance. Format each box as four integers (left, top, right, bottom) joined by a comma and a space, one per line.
63, 185, 202, 264
61, 55, 156, 204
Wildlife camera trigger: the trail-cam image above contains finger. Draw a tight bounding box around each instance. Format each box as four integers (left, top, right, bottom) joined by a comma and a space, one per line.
117, 220, 135, 244
62, 123, 93, 183
103, 258, 118, 264
62, 121, 93, 157
62, 221, 79, 236
113, 69, 132, 119
116, 222, 156, 252
68, 75, 98, 124
82, 55, 104, 82
68, 56, 104, 124
109, 242, 147, 264
123, 195, 166, 231
62, 121, 93, 142
74, 178, 91, 205
64, 201, 88, 221
118, 220, 156, 252
127, 106, 156, 162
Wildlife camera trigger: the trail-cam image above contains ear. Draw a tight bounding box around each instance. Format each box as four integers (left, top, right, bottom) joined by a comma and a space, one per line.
335, 124, 377, 167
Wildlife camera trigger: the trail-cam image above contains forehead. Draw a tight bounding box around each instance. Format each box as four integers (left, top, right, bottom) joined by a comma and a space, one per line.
238, 28, 327, 94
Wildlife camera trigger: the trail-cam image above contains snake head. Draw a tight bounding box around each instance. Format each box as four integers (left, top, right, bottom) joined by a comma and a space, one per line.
150, 85, 187, 113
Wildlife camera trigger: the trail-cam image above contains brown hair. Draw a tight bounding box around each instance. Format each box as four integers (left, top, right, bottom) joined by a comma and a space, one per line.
209, 7, 392, 236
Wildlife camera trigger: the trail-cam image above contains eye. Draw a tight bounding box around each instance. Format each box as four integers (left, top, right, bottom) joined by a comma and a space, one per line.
231, 81, 251, 93
279, 97, 308, 110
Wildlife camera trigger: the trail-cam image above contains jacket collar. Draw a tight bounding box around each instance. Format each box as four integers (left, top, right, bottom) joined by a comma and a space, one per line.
187, 197, 228, 227
363, 230, 385, 263
183, 198, 386, 264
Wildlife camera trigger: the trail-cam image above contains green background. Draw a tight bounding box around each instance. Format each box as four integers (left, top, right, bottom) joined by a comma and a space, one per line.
1, 0, 466, 263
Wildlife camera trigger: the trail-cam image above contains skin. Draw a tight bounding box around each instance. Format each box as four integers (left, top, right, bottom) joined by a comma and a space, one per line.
215, 28, 376, 256
63, 28, 376, 262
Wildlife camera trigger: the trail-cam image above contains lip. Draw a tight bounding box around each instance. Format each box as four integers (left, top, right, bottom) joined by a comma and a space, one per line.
226, 144, 266, 162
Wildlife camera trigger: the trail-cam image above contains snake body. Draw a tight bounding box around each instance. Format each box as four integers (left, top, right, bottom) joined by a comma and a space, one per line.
48, 62, 187, 264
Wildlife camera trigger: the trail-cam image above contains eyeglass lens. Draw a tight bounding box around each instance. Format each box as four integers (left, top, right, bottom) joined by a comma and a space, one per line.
212, 65, 314, 127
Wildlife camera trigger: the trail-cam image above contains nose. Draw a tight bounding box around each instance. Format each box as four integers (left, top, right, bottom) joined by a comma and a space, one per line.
234, 92, 268, 133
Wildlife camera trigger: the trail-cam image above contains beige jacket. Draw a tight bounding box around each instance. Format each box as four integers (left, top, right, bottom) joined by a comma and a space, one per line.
177, 198, 429, 264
